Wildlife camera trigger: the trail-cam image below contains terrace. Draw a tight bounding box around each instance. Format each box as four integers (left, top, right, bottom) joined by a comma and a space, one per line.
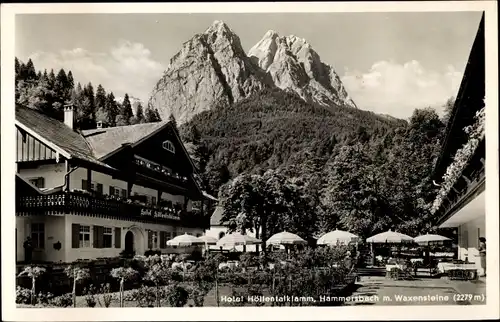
16, 190, 210, 229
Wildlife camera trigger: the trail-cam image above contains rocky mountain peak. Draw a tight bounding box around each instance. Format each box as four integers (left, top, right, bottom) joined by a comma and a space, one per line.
248, 31, 357, 109
148, 21, 356, 124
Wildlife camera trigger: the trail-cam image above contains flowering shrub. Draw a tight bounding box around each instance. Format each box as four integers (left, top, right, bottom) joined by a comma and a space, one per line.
164, 283, 189, 307
431, 107, 485, 214
50, 293, 73, 307
83, 285, 97, 307
16, 286, 31, 304
37, 291, 55, 306
96, 284, 114, 308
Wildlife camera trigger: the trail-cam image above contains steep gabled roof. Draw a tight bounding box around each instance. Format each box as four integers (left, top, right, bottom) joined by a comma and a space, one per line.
15, 104, 94, 162
15, 104, 213, 200
82, 122, 168, 159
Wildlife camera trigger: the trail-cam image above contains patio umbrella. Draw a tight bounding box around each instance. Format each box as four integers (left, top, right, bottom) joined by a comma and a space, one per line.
414, 233, 452, 274
166, 233, 205, 247
317, 229, 359, 246
414, 233, 451, 245
366, 230, 414, 265
366, 230, 414, 243
266, 231, 307, 246
216, 232, 262, 248
198, 235, 218, 245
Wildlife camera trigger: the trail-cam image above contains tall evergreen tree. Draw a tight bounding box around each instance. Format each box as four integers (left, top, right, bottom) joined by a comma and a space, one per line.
67, 71, 75, 89
105, 92, 119, 127
119, 93, 133, 125
134, 103, 145, 124
48, 69, 56, 88
95, 84, 107, 112
25, 59, 37, 81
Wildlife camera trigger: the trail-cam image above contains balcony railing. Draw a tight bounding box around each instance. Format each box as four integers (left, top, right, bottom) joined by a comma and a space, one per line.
16, 192, 209, 228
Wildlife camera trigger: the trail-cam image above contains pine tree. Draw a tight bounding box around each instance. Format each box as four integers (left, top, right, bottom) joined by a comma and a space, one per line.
15, 57, 21, 84
25, 59, 37, 81
79, 82, 96, 129
105, 92, 119, 127
67, 71, 74, 89
144, 104, 162, 123
54, 69, 69, 113
153, 109, 162, 122
119, 93, 133, 125
95, 84, 106, 112
133, 103, 145, 124
48, 69, 56, 88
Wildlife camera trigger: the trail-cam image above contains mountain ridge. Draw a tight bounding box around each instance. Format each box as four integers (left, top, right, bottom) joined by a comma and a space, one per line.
148, 21, 357, 124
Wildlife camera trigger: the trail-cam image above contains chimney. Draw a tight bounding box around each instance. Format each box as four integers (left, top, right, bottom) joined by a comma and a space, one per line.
64, 104, 74, 129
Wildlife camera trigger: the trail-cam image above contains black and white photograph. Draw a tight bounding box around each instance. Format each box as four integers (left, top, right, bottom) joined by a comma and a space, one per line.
1, 2, 498, 321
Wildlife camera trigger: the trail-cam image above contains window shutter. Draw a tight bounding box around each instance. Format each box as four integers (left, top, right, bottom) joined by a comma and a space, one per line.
96, 183, 103, 195
160, 231, 166, 249
72, 224, 80, 248
93, 225, 101, 248
82, 180, 87, 190
109, 186, 115, 196
115, 227, 121, 248
147, 231, 153, 249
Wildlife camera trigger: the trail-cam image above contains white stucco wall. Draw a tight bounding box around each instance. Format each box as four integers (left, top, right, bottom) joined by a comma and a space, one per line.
16, 215, 67, 263
18, 163, 66, 188
16, 214, 204, 263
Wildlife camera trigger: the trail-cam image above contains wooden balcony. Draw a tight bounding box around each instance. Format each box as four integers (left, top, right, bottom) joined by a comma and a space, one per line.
16, 192, 209, 229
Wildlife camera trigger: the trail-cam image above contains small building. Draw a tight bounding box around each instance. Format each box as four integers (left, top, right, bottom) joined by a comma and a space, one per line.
15, 104, 214, 263
432, 14, 485, 276
204, 207, 260, 252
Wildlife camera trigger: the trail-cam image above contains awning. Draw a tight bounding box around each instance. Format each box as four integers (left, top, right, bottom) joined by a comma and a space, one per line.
439, 190, 485, 228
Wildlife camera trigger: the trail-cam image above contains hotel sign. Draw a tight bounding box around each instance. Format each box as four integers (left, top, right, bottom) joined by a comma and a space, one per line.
140, 208, 180, 221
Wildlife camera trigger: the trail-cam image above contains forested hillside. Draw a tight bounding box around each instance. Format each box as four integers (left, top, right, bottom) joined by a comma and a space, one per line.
15, 58, 162, 130
180, 88, 446, 238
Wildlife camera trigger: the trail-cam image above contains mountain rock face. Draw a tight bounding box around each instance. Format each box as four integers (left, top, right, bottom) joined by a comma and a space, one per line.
248, 31, 357, 109
148, 21, 272, 124
149, 21, 356, 124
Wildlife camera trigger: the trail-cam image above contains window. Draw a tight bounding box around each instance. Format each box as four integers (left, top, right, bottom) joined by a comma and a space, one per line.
79, 225, 91, 248
162, 140, 175, 153
109, 186, 123, 197
148, 231, 158, 249
103, 227, 113, 248
81, 180, 103, 194
31, 223, 45, 249
152, 197, 157, 205
29, 177, 45, 189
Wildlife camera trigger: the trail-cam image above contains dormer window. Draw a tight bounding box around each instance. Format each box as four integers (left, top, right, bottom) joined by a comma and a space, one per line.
162, 140, 175, 153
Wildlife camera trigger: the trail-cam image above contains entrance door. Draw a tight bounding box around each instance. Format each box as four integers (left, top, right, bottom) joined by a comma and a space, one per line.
125, 231, 134, 253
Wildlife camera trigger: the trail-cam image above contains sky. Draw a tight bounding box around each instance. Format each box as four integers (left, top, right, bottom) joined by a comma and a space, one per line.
15, 12, 483, 119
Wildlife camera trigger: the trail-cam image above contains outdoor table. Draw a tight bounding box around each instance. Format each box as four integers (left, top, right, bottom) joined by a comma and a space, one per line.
437, 262, 476, 274
448, 267, 478, 280
385, 264, 403, 277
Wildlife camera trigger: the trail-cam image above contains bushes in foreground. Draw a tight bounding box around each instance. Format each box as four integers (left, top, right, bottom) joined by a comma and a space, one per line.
17, 248, 354, 307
